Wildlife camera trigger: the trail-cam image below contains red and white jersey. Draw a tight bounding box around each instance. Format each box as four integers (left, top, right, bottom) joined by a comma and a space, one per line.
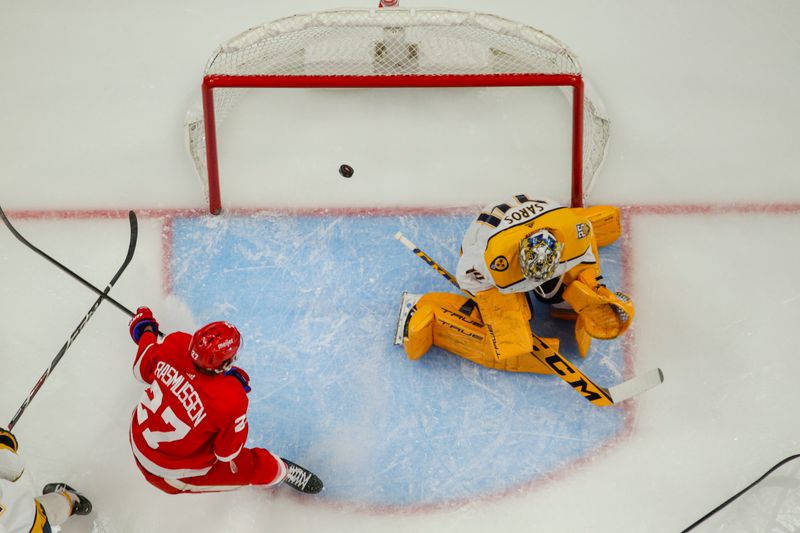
130, 331, 249, 479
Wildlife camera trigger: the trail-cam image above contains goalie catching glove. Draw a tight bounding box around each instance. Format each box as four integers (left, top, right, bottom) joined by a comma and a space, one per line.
563, 269, 635, 356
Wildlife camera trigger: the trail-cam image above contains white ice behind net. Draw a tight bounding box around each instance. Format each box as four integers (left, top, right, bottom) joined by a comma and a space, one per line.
185, 8, 610, 205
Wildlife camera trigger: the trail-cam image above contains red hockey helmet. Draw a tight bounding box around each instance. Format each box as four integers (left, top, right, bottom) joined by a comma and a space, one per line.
189, 321, 241, 373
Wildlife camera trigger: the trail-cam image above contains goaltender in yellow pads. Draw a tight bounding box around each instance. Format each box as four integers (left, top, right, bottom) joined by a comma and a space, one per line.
394, 194, 635, 375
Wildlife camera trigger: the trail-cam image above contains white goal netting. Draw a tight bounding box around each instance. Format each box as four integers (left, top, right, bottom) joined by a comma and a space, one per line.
185, 8, 610, 212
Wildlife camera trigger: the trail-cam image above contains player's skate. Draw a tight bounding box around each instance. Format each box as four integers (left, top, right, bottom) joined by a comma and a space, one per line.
42, 482, 93, 515
281, 458, 324, 494
394, 292, 422, 345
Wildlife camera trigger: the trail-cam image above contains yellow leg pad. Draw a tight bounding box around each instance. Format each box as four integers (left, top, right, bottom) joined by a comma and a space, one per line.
474, 289, 534, 361
404, 292, 485, 360
430, 295, 488, 362
403, 293, 556, 374
404, 304, 434, 360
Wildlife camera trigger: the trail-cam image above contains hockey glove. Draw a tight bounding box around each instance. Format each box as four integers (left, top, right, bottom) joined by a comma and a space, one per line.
225, 366, 251, 393
563, 270, 635, 342
0, 427, 18, 453
129, 306, 159, 344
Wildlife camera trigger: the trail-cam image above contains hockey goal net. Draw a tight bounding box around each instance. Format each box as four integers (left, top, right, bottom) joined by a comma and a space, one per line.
185, 8, 610, 214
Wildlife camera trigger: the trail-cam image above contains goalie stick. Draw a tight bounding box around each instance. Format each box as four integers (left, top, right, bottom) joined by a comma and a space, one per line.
394, 231, 663, 407
6, 210, 138, 430
0, 205, 163, 338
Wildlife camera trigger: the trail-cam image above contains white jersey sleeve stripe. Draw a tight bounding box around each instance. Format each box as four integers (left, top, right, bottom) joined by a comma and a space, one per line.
132, 343, 155, 384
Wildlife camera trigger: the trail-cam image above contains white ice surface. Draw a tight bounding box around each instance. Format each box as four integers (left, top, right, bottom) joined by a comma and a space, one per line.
1, 0, 799, 532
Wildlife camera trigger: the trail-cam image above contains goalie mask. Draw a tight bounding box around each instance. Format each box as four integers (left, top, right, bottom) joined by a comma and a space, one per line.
519, 229, 564, 282
190, 321, 241, 373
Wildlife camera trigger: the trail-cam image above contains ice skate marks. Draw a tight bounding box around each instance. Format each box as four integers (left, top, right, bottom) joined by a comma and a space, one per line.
170, 215, 628, 507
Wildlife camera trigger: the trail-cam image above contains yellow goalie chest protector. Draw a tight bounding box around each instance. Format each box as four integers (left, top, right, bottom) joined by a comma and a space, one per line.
483, 207, 596, 292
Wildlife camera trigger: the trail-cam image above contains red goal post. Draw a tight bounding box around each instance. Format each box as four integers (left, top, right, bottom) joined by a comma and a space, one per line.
185, 8, 610, 214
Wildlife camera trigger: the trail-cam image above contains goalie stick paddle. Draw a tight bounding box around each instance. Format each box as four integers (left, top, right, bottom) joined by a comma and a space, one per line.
0, 205, 163, 338
6, 211, 138, 430
394, 232, 663, 407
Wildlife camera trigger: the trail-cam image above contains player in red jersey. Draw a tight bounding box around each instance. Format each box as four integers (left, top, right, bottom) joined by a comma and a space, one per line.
128, 308, 322, 494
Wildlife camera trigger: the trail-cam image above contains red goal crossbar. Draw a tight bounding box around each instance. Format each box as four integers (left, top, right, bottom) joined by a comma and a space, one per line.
201, 73, 585, 214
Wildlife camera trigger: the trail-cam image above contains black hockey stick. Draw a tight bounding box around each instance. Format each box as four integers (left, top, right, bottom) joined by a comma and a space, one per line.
0, 205, 163, 338
682, 453, 800, 532
0, 205, 139, 317
6, 211, 138, 430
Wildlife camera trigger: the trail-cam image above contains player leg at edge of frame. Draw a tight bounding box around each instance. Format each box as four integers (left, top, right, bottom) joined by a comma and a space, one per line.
134, 447, 323, 495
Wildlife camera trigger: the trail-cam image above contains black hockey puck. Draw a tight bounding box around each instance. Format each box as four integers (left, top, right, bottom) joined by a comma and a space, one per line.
339, 164, 354, 178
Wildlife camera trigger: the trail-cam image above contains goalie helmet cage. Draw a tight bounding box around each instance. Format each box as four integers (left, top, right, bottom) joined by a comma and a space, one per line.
185, 8, 611, 215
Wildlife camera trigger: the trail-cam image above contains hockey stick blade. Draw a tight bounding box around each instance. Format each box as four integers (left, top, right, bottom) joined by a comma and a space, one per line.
0, 206, 151, 323
7, 211, 138, 430
607, 368, 664, 404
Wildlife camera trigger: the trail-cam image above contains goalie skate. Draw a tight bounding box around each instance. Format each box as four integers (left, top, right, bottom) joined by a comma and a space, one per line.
281, 458, 324, 494
394, 292, 422, 345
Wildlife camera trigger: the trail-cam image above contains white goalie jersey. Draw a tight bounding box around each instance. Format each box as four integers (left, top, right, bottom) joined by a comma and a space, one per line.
456, 195, 597, 296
